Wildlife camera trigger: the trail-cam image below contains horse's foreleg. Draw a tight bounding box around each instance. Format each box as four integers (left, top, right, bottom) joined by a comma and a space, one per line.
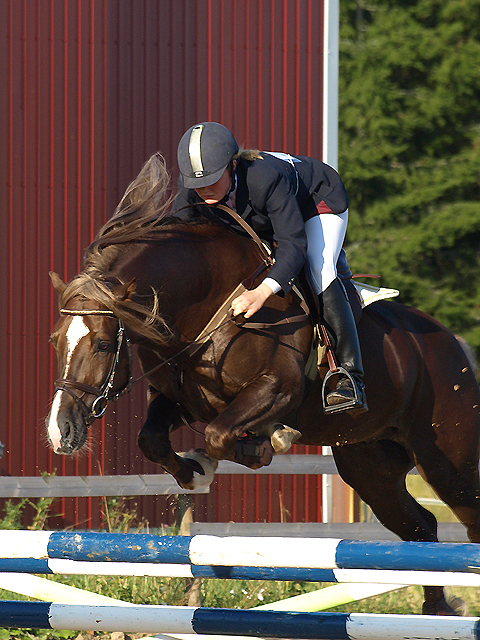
204, 373, 298, 465
137, 392, 207, 490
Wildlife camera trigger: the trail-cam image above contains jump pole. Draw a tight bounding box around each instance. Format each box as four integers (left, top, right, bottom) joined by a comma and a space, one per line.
3, 556, 480, 589
254, 583, 404, 612
1, 601, 479, 638
0, 567, 405, 612
0, 575, 405, 640
0, 571, 401, 611
3, 531, 480, 574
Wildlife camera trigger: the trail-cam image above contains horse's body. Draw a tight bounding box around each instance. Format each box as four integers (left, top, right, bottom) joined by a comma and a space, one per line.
47, 155, 480, 615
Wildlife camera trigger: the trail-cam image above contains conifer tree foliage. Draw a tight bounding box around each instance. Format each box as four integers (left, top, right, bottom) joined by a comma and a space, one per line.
338, 0, 480, 352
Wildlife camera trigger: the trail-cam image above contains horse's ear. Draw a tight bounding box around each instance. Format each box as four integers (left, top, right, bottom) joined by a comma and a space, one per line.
49, 271, 67, 295
113, 278, 137, 301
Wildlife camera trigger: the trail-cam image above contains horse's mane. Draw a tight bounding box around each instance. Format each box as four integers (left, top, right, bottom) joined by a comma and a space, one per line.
84, 152, 227, 262
59, 154, 184, 346
88, 152, 176, 253
59, 153, 240, 345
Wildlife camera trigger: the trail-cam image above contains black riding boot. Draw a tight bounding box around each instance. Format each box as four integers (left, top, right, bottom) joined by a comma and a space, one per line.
320, 278, 368, 413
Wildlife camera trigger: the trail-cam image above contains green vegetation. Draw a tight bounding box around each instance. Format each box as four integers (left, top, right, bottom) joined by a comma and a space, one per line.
339, 0, 480, 354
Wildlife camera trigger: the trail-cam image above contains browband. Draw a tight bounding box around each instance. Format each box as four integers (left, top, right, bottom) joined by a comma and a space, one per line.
60, 308, 116, 316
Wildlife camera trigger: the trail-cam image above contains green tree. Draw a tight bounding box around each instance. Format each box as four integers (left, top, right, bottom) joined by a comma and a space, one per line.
338, 0, 480, 352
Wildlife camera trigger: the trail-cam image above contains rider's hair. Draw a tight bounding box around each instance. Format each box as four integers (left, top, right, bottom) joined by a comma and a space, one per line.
234, 149, 263, 162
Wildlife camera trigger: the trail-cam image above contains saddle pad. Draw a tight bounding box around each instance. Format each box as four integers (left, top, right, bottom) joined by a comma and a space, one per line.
352, 280, 399, 308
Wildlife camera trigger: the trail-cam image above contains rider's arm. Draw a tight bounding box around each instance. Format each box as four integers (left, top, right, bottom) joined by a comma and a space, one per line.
231, 282, 276, 319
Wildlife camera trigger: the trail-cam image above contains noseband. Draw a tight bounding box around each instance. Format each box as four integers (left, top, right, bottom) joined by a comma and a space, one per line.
54, 309, 133, 426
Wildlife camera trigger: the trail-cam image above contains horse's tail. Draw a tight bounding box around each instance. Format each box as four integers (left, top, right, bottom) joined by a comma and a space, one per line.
455, 334, 478, 376
87, 152, 175, 254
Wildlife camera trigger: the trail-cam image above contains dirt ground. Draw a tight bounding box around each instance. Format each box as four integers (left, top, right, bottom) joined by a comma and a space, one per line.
74, 634, 156, 640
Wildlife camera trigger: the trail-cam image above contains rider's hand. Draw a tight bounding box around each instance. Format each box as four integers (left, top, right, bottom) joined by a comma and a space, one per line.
231, 283, 273, 319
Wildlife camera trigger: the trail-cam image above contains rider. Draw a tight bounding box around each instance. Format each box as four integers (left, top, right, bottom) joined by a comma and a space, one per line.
172, 121, 367, 414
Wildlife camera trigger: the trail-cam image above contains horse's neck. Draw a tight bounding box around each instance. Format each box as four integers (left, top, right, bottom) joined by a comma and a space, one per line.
114, 233, 260, 339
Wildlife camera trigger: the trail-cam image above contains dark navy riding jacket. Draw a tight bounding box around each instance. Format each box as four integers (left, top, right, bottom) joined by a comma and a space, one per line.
172, 152, 349, 293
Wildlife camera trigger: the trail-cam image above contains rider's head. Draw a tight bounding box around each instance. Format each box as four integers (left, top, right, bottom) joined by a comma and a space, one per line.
177, 122, 239, 190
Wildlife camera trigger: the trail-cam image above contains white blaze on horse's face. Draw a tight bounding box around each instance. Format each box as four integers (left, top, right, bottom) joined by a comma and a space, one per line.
63, 316, 90, 376
47, 316, 90, 452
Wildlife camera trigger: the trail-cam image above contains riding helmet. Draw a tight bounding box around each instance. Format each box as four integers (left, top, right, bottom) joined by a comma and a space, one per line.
177, 122, 239, 189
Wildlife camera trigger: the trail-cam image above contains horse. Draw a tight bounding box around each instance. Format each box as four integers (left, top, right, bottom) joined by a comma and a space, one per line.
46, 154, 480, 616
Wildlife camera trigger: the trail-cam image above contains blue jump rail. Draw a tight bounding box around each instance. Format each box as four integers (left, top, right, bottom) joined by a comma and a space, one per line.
2, 531, 480, 574
1, 601, 480, 638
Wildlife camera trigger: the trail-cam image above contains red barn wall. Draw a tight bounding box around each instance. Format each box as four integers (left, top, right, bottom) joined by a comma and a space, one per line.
0, 0, 325, 529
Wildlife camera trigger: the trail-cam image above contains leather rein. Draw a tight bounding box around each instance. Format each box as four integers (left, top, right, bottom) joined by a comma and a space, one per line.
53, 204, 310, 425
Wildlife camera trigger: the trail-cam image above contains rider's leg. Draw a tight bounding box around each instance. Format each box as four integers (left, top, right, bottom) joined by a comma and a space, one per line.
305, 211, 367, 412
321, 277, 367, 410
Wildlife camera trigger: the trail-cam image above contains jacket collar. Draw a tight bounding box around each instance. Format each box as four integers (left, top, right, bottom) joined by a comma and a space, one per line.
232, 159, 250, 216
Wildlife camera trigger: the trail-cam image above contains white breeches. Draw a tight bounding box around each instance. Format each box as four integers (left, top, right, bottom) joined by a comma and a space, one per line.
305, 210, 348, 294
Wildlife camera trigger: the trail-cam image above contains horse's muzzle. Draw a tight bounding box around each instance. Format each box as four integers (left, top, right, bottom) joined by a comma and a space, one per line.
46, 404, 88, 455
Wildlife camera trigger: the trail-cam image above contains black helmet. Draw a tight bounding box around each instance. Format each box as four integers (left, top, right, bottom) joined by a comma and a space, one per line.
177, 122, 239, 189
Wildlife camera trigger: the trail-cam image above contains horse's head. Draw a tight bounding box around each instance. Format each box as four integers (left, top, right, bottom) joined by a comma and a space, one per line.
46, 272, 135, 454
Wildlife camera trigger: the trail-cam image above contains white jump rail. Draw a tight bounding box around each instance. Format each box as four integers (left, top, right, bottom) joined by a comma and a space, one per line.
189, 521, 469, 542
0, 455, 340, 497
0, 454, 418, 497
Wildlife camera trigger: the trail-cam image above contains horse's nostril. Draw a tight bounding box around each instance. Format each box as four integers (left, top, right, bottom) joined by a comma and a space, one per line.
63, 422, 72, 441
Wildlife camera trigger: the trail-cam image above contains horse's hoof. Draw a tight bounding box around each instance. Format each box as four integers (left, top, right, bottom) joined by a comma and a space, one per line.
422, 595, 468, 616
182, 456, 206, 476
177, 450, 218, 490
270, 424, 302, 453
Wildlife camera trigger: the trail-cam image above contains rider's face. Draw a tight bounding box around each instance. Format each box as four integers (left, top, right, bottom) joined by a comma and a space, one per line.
195, 167, 232, 204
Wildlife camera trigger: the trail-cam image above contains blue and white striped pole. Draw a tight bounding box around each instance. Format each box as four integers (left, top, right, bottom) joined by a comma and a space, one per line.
1, 601, 479, 638
3, 557, 480, 590
2, 531, 480, 573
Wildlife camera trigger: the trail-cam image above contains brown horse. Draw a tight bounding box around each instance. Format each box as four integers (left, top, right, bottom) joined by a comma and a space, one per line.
46, 154, 480, 616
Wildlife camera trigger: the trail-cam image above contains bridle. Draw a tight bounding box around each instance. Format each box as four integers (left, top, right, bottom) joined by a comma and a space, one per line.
54, 309, 133, 426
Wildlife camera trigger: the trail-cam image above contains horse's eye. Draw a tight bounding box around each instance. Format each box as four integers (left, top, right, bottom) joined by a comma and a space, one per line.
97, 340, 111, 352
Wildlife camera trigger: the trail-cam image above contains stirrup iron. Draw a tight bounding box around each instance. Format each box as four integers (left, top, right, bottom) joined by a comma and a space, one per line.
321, 366, 366, 414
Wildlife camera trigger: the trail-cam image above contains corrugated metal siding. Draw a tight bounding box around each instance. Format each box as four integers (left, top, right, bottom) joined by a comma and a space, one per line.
0, 0, 325, 529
